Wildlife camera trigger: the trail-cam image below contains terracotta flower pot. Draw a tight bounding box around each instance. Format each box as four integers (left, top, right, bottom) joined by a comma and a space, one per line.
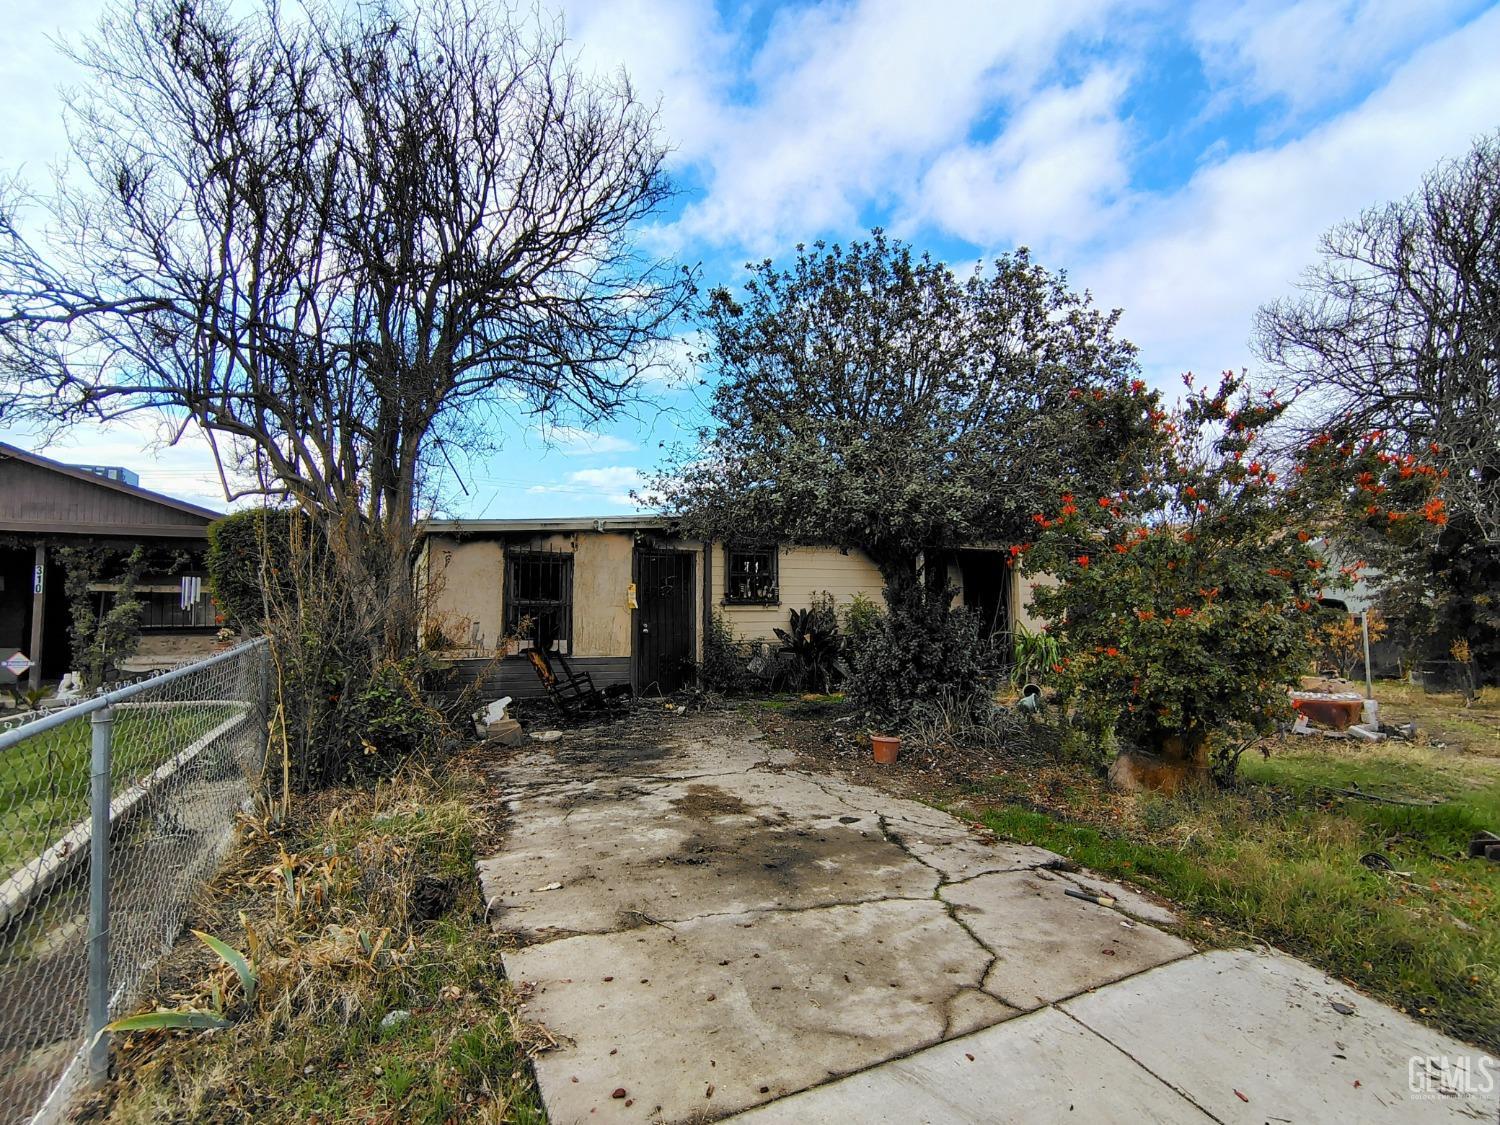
870, 733, 901, 765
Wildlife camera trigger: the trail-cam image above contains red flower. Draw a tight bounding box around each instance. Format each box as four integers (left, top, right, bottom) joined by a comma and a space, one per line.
1077, 555, 1091, 569
1104, 647, 1119, 657
1098, 496, 1112, 508
1173, 607, 1193, 618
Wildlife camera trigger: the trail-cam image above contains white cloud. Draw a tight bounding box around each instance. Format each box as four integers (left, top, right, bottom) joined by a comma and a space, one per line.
540, 426, 637, 456
909, 66, 1133, 250
1077, 3, 1500, 383
1190, 0, 1482, 117
527, 465, 649, 508
580, 0, 1120, 253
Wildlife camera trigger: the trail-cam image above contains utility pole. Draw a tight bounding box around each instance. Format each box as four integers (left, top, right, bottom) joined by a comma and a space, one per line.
1361, 610, 1374, 700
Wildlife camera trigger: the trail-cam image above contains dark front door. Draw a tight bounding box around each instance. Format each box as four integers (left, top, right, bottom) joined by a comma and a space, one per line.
635, 548, 695, 695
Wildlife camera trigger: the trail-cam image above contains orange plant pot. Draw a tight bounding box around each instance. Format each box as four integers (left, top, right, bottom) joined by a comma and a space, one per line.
870, 734, 901, 765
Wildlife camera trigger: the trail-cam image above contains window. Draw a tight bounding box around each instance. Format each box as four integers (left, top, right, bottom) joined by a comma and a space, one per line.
724, 544, 778, 605
505, 551, 573, 652
139, 590, 217, 629
90, 577, 217, 630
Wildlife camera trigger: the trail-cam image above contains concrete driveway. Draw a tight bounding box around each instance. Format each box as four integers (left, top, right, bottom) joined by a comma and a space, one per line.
479, 712, 1493, 1124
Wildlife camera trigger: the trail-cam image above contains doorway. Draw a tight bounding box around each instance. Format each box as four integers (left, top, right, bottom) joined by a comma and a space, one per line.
634, 548, 695, 695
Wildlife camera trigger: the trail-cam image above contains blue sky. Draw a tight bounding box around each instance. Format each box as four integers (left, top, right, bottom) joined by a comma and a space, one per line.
3, 0, 1499, 517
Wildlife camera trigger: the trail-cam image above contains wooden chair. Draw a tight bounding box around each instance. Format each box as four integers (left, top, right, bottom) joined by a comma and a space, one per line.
523, 647, 603, 715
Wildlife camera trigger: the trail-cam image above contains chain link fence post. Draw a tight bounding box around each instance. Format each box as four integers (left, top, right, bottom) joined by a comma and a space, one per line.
0, 637, 269, 1124
86, 704, 114, 1088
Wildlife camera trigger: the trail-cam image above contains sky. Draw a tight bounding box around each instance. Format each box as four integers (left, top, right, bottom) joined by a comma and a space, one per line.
2, 0, 1498, 517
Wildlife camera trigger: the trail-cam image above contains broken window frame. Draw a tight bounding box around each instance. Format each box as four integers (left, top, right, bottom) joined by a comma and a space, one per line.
723, 543, 779, 605
504, 549, 574, 653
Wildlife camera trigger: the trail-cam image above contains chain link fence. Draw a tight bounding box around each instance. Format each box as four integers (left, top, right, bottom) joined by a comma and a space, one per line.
0, 639, 270, 1125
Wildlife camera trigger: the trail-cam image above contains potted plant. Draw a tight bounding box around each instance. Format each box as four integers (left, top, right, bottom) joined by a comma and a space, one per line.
869, 731, 901, 764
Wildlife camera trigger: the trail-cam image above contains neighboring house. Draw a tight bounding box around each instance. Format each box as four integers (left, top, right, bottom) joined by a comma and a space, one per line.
0, 442, 222, 690
418, 517, 1048, 700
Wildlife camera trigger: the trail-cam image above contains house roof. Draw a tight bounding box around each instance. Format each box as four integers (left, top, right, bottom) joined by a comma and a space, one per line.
0, 441, 222, 538
423, 515, 672, 535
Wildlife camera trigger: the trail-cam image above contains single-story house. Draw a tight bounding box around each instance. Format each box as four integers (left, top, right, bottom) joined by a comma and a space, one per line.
417, 517, 1049, 701
0, 441, 223, 690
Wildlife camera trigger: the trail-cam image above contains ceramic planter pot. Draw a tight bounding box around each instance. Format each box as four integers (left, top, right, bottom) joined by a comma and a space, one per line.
870, 733, 901, 765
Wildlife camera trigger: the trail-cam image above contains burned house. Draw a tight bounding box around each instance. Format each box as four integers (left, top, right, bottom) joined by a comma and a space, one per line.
418, 517, 1049, 700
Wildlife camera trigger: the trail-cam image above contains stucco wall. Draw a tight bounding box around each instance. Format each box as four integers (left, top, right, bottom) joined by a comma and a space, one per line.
1012, 569, 1058, 632
712, 544, 885, 641
423, 535, 505, 651
572, 532, 635, 657
422, 531, 704, 662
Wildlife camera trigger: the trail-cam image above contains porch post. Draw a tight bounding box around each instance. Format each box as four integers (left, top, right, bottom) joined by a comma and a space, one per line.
28, 543, 45, 691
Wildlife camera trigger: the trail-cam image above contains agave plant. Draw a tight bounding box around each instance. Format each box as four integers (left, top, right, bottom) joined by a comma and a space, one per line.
97, 929, 258, 1041
774, 606, 845, 694
1011, 624, 1061, 687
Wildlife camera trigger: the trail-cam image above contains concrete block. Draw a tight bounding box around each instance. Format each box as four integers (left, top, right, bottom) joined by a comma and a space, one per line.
939, 871, 1192, 1010
505, 899, 1015, 1123
727, 1005, 1213, 1124
1062, 948, 1492, 1124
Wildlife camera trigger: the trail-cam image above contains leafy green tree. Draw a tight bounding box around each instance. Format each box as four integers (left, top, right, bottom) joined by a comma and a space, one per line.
1258, 134, 1500, 681
1293, 427, 1497, 682
1026, 374, 1327, 789
655, 232, 1157, 718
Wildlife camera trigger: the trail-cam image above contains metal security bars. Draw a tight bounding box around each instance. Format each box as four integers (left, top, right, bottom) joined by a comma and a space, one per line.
505, 548, 574, 652
0, 639, 270, 1125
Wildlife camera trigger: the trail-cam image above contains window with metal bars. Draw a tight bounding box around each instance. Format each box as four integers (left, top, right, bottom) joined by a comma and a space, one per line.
724, 544, 778, 605
505, 550, 573, 651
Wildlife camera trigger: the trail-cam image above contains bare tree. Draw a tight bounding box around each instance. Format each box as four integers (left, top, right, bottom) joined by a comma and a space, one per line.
1256, 132, 1500, 545
0, 0, 691, 663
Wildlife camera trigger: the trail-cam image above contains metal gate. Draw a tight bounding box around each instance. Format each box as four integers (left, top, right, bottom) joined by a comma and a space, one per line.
634, 548, 695, 695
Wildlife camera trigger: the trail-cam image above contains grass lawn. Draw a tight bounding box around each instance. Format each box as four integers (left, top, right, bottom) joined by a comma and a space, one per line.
0, 705, 242, 877
961, 683, 1499, 1050
91, 752, 544, 1124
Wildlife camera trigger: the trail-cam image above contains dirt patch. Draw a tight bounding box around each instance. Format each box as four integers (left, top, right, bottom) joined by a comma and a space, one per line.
671, 783, 752, 818
746, 698, 1054, 804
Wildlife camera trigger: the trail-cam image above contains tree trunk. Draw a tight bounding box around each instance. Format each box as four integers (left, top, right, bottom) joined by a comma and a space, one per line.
1109, 731, 1212, 795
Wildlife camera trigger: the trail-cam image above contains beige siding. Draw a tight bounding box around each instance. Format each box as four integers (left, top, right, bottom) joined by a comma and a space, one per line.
423, 535, 504, 650
422, 530, 705, 662
1012, 569, 1059, 632
572, 532, 635, 657
713, 544, 884, 641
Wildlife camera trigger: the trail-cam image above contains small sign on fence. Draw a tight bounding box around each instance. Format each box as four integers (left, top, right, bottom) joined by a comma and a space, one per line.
2, 651, 32, 677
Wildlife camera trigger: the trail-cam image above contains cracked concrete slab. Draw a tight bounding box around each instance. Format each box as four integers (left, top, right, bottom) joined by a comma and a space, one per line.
725, 1005, 1216, 1124
1062, 948, 1496, 1124
939, 871, 1194, 1010
881, 818, 1065, 882
480, 712, 1488, 1124
1056, 869, 1180, 927
480, 771, 940, 941
505, 898, 1018, 1123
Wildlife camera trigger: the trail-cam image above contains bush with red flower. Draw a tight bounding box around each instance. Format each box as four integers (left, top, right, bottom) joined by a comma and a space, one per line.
1023, 372, 1331, 788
